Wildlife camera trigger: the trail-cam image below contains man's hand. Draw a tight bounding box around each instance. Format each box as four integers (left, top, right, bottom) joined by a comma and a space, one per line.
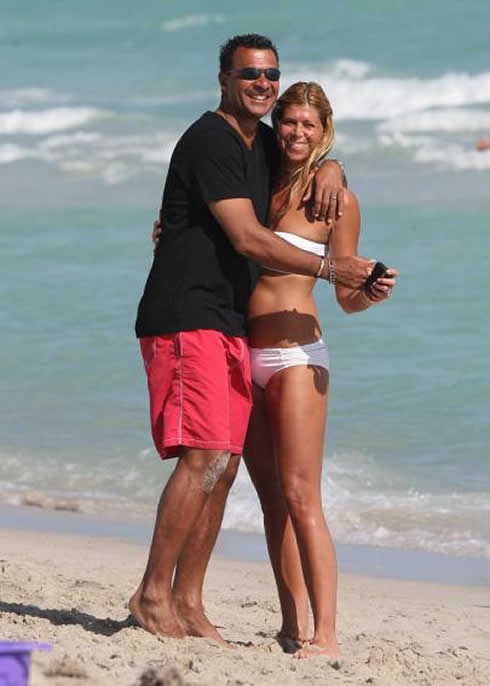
330, 256, 375, 289
152, 219, 162, 249
303, 160, 345, 225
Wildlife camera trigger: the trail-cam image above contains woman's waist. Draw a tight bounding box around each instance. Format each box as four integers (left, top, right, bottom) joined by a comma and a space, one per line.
247, 305, 322, 349
249, 337, 326, 353
249, 276, 316, 310
256, 271, 316, 288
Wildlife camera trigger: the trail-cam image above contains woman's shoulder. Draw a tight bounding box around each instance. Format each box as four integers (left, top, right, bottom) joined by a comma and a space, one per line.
341, 188, 358, 209
329, 188, 360, 241
333, 188, 360, 227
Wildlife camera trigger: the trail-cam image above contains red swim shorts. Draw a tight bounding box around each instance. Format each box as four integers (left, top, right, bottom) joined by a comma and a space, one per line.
140, 330, 252, 459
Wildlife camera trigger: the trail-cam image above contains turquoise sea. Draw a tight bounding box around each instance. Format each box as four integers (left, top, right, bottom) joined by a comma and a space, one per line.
1, 1, 489, 567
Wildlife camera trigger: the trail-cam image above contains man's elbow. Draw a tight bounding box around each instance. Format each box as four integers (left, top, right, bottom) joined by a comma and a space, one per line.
231, 234, 251, 257
336, 291, 357, 313
229, 228, 261, 259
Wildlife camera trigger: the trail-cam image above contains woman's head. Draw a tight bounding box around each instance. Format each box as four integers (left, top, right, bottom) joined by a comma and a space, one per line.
269, 82, 335, 225
272, 81, 334, 169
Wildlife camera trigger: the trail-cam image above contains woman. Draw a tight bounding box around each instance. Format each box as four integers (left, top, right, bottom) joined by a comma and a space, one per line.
152, 82, 398, 661
241, 81, 397, 663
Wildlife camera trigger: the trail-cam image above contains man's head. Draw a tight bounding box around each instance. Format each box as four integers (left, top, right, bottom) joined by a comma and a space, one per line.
218, 34, 280, 122
219, 34, 279, 73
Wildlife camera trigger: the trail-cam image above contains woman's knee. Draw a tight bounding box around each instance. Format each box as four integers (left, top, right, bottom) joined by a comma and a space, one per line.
282, 475, 320, 521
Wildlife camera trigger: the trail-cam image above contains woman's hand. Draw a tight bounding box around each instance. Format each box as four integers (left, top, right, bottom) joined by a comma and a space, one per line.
152, 219, 162, 249
364, 268, 399, 303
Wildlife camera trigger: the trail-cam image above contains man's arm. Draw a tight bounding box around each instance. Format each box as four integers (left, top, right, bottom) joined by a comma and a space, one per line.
303, 159, 346, 224
209, 197, 373, 288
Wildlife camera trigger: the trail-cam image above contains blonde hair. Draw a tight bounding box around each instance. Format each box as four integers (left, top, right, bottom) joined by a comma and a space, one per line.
271, 81, 335, 226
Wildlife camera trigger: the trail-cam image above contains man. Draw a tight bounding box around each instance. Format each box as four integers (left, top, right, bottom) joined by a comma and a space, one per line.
476, 137, 490, 151
130, 34, 373, 644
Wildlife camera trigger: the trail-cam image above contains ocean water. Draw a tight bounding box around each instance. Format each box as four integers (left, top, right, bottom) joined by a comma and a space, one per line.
1, 0, 489, 563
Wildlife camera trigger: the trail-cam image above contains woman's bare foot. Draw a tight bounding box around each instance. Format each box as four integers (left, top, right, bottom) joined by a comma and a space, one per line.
174, 597, 232, 648
294, 631, 342, 666
294, 639, 343, 668
128, 585, 186, 638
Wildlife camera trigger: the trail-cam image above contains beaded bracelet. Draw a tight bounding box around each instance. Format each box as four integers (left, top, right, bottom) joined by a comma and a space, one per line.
328, 258, 336, 285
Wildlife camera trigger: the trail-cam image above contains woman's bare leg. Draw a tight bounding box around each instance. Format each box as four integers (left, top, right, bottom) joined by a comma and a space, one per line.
265, 366, 341, 662
243, 384, 309, 644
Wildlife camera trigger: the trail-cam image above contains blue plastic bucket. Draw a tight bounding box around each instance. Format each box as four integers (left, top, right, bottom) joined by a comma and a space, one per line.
0, 642, 51, 686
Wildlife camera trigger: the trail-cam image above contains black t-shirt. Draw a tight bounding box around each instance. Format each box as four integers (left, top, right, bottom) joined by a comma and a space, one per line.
135, 112, 276, 338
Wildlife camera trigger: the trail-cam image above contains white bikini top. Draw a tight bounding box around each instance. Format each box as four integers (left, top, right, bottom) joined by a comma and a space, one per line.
275, 231, 327, 257
263, 230, 328, 275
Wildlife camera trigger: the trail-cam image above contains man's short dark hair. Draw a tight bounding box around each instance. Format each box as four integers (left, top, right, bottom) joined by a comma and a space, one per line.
219, 34, 279, 73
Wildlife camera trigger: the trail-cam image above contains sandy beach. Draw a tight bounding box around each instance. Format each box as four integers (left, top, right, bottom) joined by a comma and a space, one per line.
1, 522, 488, 686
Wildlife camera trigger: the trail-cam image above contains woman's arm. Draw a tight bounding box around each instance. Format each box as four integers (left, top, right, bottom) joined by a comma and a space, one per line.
328, 190, 398, 313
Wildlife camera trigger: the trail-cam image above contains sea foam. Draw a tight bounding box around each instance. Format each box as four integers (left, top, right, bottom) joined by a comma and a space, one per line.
0, 107, 104, 135
223, 459, 490, 559
414, 143, 490, 170
161, 14, 225, 32
283, 62, 490, 121
0, 88, 67, 107
2, 65, 490, 178
378, 108, 490, 133
0, 129, 179, 182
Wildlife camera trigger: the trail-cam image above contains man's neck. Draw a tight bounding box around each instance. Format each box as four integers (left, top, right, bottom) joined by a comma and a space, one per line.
215, 106, 259, 149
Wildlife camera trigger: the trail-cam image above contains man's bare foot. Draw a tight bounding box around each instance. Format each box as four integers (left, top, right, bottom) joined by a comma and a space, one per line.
294, 640, 343, 668
128, 586, 186, 638
174, 598, 232, 648
276, 632, 310, 653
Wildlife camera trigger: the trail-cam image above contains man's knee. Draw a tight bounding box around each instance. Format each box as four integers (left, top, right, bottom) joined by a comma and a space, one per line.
203, 452, 232, 493
179, 449, 231, 493
216, 453, 240, 492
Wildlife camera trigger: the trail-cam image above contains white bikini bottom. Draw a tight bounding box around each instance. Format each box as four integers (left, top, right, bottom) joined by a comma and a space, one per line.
249, 339, 330, 390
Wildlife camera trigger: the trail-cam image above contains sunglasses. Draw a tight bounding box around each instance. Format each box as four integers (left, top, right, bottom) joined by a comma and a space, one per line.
228, 67, 281, 82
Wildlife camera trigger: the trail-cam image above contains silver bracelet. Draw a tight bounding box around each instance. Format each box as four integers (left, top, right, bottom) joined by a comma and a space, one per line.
328, 257, 336, 285
315, 256, 325, 278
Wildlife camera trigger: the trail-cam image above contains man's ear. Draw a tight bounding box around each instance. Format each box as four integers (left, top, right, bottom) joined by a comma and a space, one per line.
218, 71, 227, 93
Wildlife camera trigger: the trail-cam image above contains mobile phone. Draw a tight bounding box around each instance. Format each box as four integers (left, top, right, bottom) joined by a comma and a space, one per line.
364, 261, 388, 291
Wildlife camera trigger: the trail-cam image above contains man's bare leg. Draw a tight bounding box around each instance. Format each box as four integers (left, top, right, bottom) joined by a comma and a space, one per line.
129, 448, 231, 637
172, 454, 240, 646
